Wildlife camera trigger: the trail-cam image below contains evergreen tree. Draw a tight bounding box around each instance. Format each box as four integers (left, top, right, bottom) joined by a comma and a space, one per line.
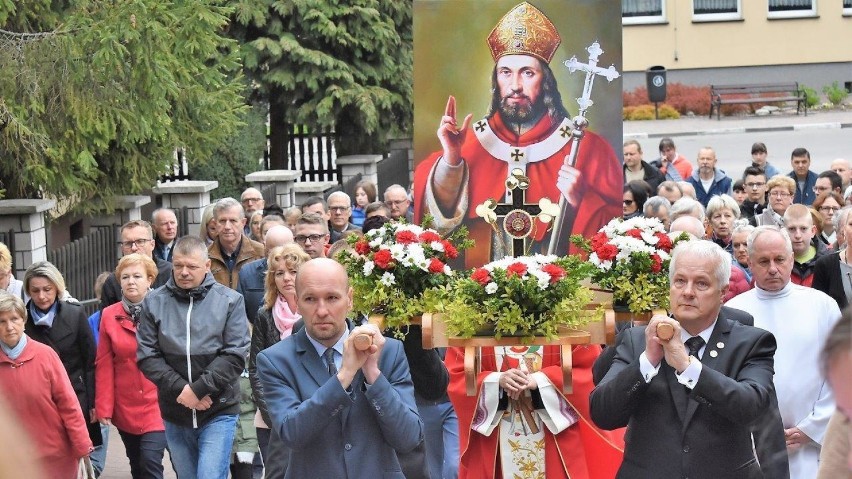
0, 1, 245, 208
232, 0, 412, 163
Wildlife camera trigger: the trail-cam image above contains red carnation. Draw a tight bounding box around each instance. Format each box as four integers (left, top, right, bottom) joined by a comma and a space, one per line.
626, 228, 643, 239
590, 232, 609, 250
506, 262, 528, 278
354, 240, 371, 255
395, 230, 417, 244
471, 268, 491, 286
428, 258, 446, 274
419, 231, 441, 243
596, 244, 618, 261
541, 264, 566, 284
442, 241, 459, 259
655, 232, 673, 252
650, 254, 662, 273
373, 249, 393, 269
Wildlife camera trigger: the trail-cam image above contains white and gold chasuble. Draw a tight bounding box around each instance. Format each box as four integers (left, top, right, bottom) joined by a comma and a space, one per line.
472, 346, 579, 479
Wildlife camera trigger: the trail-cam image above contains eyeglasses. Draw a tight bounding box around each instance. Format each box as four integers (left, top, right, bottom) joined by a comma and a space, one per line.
119, 239, 153, 249
294, 234, 327, 244
385, 199, 409, 207
819, 206, 840, 213
623, 199, 634, 206
745, 182, 766, 189
329, 206, 350, 213
813, 186, 831, 193
242, 197, 263, 204
769, 191, 791, 198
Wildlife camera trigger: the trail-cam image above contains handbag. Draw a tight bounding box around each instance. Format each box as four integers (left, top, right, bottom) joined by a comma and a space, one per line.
77, 456, 95, 479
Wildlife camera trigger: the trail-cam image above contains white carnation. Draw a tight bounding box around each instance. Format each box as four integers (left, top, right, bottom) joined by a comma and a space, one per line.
485, 282, 498, 294
363, 261, 375, 276
380, 272, 396, 286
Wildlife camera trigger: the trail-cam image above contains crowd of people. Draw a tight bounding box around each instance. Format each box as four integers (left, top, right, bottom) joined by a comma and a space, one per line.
0, 139, 850, 479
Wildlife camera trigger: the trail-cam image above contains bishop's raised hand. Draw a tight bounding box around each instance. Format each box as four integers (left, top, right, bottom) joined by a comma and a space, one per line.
437, 95, 473, 167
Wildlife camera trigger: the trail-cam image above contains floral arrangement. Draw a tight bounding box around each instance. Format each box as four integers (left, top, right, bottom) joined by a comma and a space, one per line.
572, 216, 688, 314
340, 220, 472, 333
427, 254, 595, 341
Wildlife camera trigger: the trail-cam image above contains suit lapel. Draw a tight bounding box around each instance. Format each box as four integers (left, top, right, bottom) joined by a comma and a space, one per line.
665, 362, 689, 422
340, 320, 359, 429
294, 329, 329, 388
683, 316, 733, 427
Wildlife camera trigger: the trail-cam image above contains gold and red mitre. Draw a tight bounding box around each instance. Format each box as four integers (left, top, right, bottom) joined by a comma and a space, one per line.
487, 2, 561, 64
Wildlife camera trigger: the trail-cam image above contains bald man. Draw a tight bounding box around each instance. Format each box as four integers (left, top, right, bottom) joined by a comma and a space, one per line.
830, 159, 851, 191
237, 225, 295, 324
670, 215, 707, 239
257, 258, 422, 478
241, 187, 266, 235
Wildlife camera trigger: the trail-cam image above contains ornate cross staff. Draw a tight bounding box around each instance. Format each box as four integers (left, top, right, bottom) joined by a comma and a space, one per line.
547, 41, 620, 254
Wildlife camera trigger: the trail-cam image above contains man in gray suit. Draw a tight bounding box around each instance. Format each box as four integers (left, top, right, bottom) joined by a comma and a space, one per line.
256, 258, 423, 478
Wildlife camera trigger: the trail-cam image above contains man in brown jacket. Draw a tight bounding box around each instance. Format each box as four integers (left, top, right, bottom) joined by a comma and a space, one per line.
208, 197, 265, 289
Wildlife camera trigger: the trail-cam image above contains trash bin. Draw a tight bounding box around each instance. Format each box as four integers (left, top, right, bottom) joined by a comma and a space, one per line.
646, 66, 667, 103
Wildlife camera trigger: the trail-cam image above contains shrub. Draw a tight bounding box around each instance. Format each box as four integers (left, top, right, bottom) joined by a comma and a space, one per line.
802, 86, 821, 107
658, 104, 681, 119
823, 82, 849, 106
623, 83, 712, 116
623, 105, 654, 121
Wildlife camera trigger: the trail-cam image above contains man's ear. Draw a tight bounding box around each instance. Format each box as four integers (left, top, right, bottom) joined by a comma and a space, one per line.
720, 283, 730, 301
205, 259, 212, 272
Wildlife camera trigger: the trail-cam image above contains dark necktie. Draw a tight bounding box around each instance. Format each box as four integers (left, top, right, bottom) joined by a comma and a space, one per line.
323, 348, 337, 376
684, 336, 705, 359
681, 336, 706, 408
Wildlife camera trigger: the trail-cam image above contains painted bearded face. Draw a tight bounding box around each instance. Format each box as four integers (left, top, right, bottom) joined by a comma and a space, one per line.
494, 55, 546, 124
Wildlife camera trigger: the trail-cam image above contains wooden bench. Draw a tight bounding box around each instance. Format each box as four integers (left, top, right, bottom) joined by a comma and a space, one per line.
709, 82, 807, 120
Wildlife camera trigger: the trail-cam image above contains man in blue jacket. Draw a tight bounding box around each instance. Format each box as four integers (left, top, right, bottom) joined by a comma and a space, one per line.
788, 147, 818, 205
687, 146, 733, 207
236, 225, 294, 324
257, 258, 423, 478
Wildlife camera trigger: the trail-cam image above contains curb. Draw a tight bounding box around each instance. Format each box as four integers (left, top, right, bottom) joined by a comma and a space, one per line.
625, 122, 852, 139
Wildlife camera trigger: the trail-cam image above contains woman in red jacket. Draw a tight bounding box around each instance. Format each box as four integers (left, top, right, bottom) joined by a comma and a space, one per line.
0, 291, 93, 478
95, 254, 166, 478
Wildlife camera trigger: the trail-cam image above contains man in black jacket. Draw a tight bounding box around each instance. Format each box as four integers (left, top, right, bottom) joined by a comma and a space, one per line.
741, 166, 768, 224
623, 139, 665, 192
591, 240, 788, 479
138, 235, 250, 479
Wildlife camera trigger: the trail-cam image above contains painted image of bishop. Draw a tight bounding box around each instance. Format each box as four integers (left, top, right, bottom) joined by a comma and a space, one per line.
413, 1, 623, 268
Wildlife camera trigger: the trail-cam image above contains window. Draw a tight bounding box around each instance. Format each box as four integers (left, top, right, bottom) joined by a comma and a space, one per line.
622, 0, 666, 25
692, 0, 742, 22
768, 0, 817, 19
844, 0, 852, 15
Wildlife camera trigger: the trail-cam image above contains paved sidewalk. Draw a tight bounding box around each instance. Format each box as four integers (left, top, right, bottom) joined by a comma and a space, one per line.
624, 108, 852, 139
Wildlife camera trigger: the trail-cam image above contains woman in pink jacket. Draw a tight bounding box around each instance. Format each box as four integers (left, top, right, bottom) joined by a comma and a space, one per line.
95, 254, 166, 478
0, 291, 93, 478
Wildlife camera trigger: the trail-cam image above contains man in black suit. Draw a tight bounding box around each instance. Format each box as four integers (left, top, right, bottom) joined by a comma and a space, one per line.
590, 240, 784, 479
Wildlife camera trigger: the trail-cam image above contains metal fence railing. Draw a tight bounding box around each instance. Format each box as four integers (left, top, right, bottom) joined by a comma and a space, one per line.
377, 149, 410, 192
0, 228, 14, 264
48, 225, 119, 316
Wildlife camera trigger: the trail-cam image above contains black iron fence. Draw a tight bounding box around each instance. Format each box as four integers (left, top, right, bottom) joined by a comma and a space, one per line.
378, 149, 410, 192
48, 225, 119, 316
0, 229, 14, 264
160, 148, 191, 183
267, 124, 338, 183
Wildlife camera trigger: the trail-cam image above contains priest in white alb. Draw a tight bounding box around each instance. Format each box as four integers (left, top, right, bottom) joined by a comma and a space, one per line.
727, 226, 841, 479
